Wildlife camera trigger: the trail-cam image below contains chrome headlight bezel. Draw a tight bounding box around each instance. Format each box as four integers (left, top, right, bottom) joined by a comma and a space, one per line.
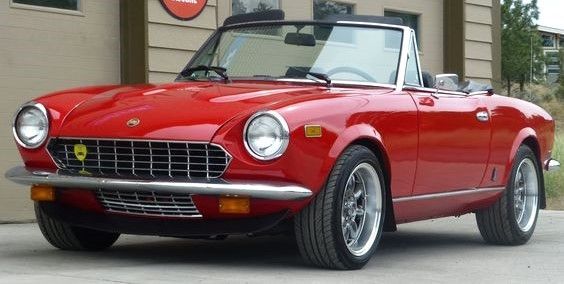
243, 111, 290, 161
12, 102, 50, 149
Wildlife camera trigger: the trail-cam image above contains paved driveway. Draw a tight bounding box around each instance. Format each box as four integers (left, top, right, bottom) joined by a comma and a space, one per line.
0, 211, 563, 283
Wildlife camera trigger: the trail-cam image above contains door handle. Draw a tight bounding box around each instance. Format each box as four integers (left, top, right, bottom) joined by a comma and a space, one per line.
476, 111, 490, 122
418, 97, 435, 106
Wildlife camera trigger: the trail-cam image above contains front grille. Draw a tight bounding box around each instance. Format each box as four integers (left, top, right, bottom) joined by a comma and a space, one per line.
48, 138, 231, 179
96, 189, 201, 217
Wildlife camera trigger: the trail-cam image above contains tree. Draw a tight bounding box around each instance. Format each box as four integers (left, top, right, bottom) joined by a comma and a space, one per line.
501, 0, 544, 97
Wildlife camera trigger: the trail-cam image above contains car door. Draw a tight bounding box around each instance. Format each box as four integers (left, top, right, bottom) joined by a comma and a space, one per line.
400, 30, 491, 196
409, 90, 492, 195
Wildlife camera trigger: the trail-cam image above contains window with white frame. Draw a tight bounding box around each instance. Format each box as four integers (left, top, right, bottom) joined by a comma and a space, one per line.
313, 0, 354, 20
385, 10, 420, 45
12, 0, 79, 11
313, 1, 355, 41
542, 34, 556, 48
232, 0, 279, 15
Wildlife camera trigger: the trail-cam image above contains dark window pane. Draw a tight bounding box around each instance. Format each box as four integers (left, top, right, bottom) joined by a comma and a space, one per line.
385, 11, 419, 43
13, 0, 78, 10
541, 35, 555, 47
232, 0, 279, 15
313, 0, 354, 20
313, 0, 354, 41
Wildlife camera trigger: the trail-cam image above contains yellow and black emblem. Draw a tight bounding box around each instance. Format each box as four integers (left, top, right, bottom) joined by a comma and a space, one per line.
73, 144, 91, 175
73, 144, 88, 162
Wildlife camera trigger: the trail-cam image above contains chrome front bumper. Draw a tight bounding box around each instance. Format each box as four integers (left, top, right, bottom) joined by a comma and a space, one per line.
5, 166, 313, 201
545, 159, 560, 172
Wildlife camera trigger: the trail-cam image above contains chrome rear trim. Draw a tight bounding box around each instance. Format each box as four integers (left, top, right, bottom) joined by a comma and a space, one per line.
546, 159, 560, 172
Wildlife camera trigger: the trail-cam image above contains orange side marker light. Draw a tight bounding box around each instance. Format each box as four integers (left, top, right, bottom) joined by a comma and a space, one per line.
30, 185, 55, 202
219, 196, 250, 214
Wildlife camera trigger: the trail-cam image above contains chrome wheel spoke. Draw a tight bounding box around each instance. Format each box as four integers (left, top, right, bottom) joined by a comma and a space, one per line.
349, 221, 359, 239
354, 188, 363, 200
355, 207, 365, 216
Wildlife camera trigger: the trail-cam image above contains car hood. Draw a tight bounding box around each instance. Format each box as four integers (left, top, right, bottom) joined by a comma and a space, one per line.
56, 81, 332, 141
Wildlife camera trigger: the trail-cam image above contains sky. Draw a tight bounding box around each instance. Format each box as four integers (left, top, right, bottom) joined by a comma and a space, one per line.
536, 0, 564, 29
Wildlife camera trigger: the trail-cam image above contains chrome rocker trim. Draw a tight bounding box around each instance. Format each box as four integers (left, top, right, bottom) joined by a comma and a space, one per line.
545, 158, 560, 172
5, 166, 313, 201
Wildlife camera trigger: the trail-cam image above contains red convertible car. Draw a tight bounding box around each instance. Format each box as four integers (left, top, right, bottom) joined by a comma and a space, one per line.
5, 11, 560, 270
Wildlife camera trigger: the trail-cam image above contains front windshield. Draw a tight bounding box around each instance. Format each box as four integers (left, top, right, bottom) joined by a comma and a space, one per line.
182, 23, 404, 85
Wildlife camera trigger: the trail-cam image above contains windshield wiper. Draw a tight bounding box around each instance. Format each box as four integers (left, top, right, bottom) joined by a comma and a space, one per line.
307, 72, 332, 88
180, 65, 229, 81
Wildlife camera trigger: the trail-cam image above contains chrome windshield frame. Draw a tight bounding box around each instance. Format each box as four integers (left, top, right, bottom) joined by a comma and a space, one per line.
180, 20, 412, 91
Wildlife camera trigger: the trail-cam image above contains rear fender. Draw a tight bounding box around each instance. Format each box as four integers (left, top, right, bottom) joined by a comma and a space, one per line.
505, 127, 546, 209
505, 128, 538, 185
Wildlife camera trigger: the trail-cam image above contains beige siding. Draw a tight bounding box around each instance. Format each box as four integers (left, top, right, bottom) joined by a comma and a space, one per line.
0, 0, 121, 221
147, 0, 218, 83
465, 0, 494, 83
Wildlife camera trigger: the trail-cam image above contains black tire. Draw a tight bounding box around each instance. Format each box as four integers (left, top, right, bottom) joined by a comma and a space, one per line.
35, 203, 120, 251
294, 145, 386, 270
476, 145, 541, 245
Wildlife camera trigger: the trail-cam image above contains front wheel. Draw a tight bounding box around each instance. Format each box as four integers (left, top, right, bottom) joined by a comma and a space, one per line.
295, 145, 386, 270
35, 203, 120, 251
475, 145, 541, 245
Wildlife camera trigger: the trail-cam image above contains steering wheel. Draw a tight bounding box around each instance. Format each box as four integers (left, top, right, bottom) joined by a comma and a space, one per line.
326, 66, 377, 83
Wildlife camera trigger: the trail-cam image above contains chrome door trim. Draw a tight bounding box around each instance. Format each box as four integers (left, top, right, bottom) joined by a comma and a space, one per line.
392, 187, 505, 203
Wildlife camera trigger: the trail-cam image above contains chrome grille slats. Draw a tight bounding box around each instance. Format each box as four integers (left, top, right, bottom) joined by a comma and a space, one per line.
48, 138, 231, 179
96, 188, 201, 217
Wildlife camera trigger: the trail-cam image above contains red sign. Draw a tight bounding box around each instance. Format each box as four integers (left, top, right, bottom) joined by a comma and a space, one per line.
160, 0, 208, 21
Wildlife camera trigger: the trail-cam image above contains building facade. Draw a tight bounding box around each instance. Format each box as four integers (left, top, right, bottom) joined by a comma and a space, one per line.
0, 0, 501, 221
538, 25, 564, 84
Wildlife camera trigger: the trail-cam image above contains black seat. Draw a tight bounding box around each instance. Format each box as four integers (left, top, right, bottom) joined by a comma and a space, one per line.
285, 66, 311, 78
422, 71, 434, 88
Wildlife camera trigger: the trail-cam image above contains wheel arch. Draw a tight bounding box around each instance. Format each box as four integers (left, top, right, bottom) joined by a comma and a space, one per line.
326, 124, 396, 232
507, 128, 546, 209
351, 138, 396, 232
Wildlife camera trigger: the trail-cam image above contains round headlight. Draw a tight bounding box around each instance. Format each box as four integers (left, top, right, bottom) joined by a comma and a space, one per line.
13, 102, 49, 149
244, 111, 289, 161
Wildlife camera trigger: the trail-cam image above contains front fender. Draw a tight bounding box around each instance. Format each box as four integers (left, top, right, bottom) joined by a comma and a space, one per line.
321, 124, 388, 181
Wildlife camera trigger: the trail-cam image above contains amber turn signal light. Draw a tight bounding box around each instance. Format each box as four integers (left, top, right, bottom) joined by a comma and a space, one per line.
219, 196, 250, 214
30, 185, 55, 202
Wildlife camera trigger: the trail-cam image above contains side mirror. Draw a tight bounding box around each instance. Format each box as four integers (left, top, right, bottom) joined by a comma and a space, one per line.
434, 74, 459, 92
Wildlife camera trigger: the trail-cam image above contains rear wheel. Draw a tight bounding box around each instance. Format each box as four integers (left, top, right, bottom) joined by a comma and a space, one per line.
295, 145, 386, 270
35, 203, 120, 251
476, 145, 540, 245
